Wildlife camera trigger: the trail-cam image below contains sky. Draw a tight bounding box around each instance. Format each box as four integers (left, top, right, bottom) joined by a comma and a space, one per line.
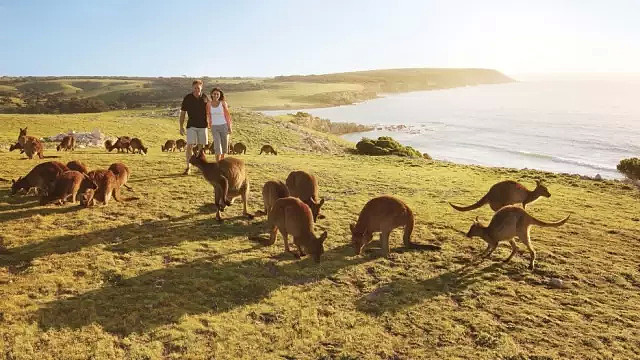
1, 0, 639, 77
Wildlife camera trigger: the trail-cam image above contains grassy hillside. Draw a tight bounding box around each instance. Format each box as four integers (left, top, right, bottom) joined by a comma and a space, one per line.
0, 68, 513, 113
0, 111, 638, 359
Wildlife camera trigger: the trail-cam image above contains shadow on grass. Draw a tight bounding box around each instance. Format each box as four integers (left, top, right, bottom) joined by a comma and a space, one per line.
355, 263, 504, 315
35, 245, 373, 336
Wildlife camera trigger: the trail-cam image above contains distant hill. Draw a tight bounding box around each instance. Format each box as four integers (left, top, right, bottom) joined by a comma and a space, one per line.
0, 68, 513, 113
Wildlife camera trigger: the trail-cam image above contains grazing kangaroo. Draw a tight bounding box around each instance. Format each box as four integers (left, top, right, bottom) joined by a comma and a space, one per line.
82, 170, 119, 207
350, 196, 416, 257
66, 160, 88, 174
465, 205, 570, 270
265, 197, 328, 262
9, 142, 24, 153
175, 139, 187, 152
257, 180, 290, 216
105, 136, 132, 153
231, 142, 247, 155
129, 138, 148, 155
259, 144, 277, 155
40, 171, 97, 205
11, 161, 69, 196
449, 180, 551, 212
189, 149, 253, 221
286, 170, 325, 222
56, 135, 75, 151
162, 140, 176, 152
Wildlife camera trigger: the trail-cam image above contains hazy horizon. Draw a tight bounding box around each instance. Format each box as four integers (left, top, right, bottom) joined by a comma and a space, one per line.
2, 0, 640, 77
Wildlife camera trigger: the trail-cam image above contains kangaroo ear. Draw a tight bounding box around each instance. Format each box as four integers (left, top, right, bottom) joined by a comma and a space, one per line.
535, 179, 542, 186
349, 223, 355, 233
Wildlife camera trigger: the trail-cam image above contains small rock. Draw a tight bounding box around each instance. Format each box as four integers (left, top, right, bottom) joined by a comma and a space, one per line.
549, 278, 565, 289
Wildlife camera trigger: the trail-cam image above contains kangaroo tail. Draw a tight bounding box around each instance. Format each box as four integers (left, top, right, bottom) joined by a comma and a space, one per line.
530, 214, 571, 227
403, 206, 415, 246
449, 193, 489, 212
122, 196, 140, 201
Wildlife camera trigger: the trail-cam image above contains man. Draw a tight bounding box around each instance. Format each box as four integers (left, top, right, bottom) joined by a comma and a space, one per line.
179, 80, 210, 175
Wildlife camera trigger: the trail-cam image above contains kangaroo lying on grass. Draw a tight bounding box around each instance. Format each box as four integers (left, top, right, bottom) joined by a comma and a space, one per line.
259, 144, 277, 155
129, 138, 148, 155
286, 170, 325, 222
56, 135, 75, 151
189, 149, 253, 221
17, 128, 44, 159
465, 205, 570, 270
175, 139, 187, 152
230, 142, 247, 154
350, 196, 439, 257
255, 180, 290, 216
11, 161, 69, 196
264, 197, 328, 262
40, 170, 97, 205
66, 160, 88, 174
162, 140, 176, 152
449, 180, 551, 212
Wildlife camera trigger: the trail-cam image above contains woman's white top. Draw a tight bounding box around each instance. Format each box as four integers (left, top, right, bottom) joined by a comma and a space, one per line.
210, 102, 226, 125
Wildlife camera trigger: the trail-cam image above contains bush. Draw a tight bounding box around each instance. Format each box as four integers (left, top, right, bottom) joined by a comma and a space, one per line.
617, 158, 640, 180
356, 136, 423, 158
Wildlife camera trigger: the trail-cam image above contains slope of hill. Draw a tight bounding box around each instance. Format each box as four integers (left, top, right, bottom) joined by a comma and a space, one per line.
0, 111, 638, 359
0, 68, 513, 113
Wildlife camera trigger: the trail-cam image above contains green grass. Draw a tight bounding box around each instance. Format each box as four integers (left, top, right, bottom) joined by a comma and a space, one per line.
0, 112, 639, 359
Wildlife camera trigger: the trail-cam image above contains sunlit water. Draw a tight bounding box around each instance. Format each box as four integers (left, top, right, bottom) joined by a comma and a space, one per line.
264, 77, 640, 179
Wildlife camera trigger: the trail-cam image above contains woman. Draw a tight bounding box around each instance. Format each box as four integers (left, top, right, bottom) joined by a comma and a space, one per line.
206, 87, 233, 161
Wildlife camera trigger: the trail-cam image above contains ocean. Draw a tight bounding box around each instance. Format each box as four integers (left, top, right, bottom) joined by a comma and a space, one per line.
263, 75, 640, 179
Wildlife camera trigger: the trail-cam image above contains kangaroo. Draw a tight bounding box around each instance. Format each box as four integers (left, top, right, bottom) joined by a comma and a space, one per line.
286, 170, 325, 222
257, 180, 290, 216
9, 142, 23, 153
82, 170, 118, 207
17, 128, 44, 159
162, 140, 176, 152
175, 139, 187, 152
129, 137, 148, 155
56, 135, 75, 151
66, 160, 88, 174
231, 142, 247, 155
11, 161, 69, 196
350, 196, 416, 257
449, 180, 551, 212
259, 144, 277, 155
189, 149, 253, 221
265, 197, 328, 262
40, 171, 97, 205
105, 137, 132, 153
465, 205, 570, 270
108, 162, 133, 193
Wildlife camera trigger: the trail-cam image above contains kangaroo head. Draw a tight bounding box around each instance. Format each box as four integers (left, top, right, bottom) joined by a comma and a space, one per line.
189, 149, 207, 165
82, 173, 98, 190
141, 147, 148, 155
534, 180, 551, 198
466, 216, 487, 238
310, 231, 328, 263
19, 127, 27, 137
10, 177, 24, 195
308, 198, 325, 222
350, 223, 372, 255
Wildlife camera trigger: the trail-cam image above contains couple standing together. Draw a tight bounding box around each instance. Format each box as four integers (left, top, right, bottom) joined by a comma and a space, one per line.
179, 80, 232, 175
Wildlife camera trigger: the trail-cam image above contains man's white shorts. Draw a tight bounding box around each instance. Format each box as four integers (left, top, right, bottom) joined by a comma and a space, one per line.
186, 127, 208, 145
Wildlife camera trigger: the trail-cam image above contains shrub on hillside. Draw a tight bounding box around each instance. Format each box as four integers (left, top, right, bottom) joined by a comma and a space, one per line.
617, 158, 640, 180
356, 136, 424, 158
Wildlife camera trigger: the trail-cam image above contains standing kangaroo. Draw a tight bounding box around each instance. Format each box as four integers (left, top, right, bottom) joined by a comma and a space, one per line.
129, 138, 148, 155
350, 196, 416, 257
18, 128, 44, 159
40, 171, 97, 205
286, 170, 325, 222
189, 149, 253, 221
259, 180, 290, 216
56, 135, 75, 151
465, 205, 570, 270
265, 197, 328, 262
449, 180, 551, 212
259, 144, 277, 155
11, 161, 69, 196
82, 170, 118, 207
108, 162, 133, 193
175, 139, 187, 152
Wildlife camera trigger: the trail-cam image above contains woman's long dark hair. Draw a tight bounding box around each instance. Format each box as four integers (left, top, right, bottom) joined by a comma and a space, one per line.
210, 87, 225, 101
